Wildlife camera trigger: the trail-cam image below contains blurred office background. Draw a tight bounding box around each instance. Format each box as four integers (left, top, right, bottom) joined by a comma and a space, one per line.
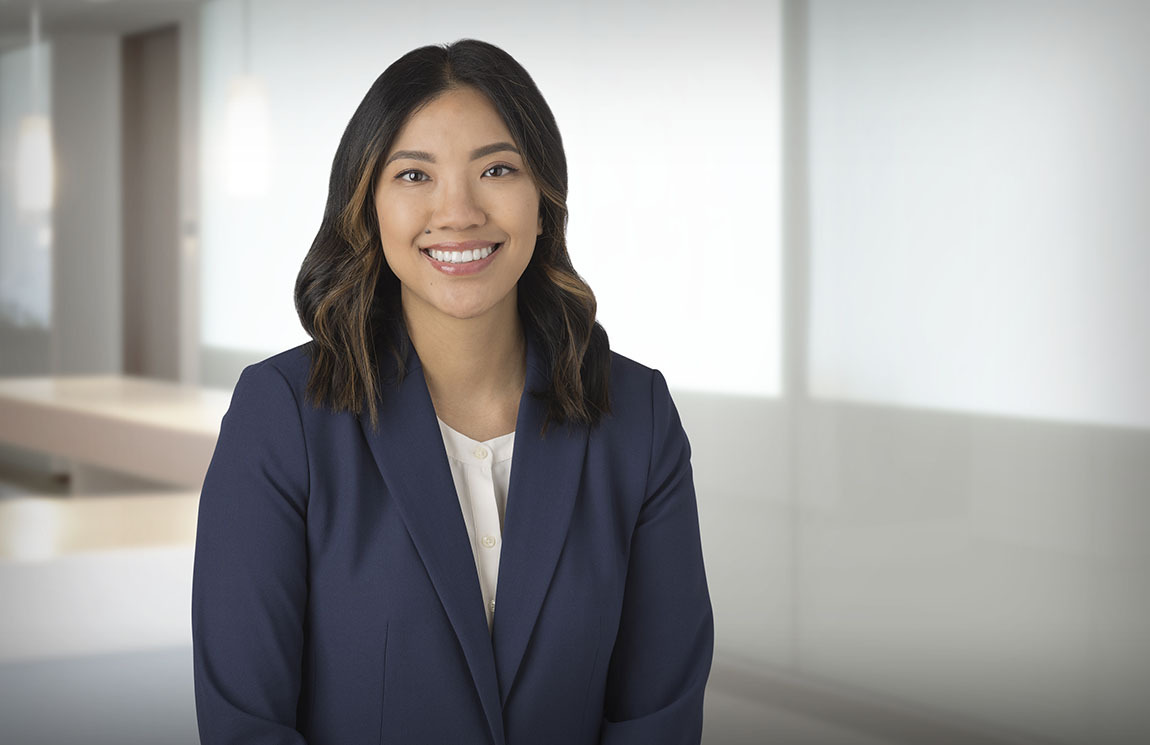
0, 0, 1147, 743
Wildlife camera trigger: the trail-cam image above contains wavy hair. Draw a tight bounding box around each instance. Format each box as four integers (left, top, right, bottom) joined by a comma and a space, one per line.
294, 39, 610, 434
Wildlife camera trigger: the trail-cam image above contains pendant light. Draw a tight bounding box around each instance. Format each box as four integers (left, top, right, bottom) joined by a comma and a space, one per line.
16, 2, 54, 212
224, 0, 270, 197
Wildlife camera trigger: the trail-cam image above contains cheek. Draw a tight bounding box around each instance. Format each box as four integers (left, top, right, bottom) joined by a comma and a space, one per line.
376, 215, 419, 261
514, 193, 542, 234
376, 199, 396, 228
375, 192, 422, 230
378, 245, 402, 276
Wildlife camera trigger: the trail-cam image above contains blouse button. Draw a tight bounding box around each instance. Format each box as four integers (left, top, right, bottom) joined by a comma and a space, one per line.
481, 535, 497, 549
473, 446, 489, 459
489, 598, 496, 613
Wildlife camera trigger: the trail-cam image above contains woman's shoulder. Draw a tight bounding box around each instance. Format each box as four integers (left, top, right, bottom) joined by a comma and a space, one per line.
607, 348, 655, 387
242, 341, 315, 384
604, 348, 676, 417
225, 342, 316, 412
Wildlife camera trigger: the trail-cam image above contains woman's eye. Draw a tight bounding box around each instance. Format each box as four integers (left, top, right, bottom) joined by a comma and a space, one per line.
485, 165, 517, 178
396, 170, 427, 183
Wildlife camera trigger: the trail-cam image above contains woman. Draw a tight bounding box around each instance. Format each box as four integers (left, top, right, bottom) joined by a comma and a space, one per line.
191, 39, 713, 745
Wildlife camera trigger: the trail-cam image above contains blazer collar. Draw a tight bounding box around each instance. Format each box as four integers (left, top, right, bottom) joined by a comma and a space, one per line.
359, 327, 588, 742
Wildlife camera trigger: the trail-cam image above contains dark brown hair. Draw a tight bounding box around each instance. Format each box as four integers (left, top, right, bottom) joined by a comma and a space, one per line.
294, 39, 610, 434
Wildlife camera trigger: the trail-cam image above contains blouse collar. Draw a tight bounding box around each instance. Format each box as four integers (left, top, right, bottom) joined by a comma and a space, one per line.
437, 416, 515, 465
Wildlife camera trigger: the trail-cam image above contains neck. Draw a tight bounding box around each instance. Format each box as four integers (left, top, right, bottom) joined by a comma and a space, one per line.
401, 288, 527, 410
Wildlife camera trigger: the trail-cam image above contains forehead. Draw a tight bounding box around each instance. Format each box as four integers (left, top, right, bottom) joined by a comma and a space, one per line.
390, 87, 513, 150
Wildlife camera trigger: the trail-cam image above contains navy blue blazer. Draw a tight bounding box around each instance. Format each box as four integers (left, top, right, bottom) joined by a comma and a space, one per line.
191, 329, 714, 744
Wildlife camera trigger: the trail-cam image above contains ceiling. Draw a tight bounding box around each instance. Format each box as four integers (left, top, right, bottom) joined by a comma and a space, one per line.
0, 0, 203, 50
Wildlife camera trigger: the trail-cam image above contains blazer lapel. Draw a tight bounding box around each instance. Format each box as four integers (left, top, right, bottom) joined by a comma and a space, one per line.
357, 329, 588, 731
491, 331, 588, 705
358, 346, 505, 745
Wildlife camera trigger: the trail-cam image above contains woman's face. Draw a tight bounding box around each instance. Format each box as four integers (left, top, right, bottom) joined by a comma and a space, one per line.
374, 86, 542, 327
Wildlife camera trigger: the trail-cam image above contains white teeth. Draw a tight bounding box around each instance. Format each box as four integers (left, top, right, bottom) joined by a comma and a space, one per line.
428, 244, 497, 263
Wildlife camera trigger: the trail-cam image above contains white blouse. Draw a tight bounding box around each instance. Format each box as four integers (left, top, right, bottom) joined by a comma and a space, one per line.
436, 417, 515, 634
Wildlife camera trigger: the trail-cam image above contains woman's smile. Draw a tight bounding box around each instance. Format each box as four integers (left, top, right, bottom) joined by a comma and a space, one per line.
421, 240, 504, 275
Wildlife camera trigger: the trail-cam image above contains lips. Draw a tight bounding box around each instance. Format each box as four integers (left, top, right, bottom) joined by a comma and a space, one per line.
420, 242, 502, 275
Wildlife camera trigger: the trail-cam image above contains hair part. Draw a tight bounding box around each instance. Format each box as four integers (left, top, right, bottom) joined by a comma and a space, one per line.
295, 38, 610, 434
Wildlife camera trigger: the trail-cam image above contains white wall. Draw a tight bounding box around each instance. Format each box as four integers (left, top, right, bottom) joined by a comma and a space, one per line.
806, 0, 1150, 431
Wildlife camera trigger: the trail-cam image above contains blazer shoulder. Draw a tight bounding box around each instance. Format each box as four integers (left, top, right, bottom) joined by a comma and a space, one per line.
605, 349, 675, 427
608, 348, 669, 393
218, 343, 319, 424
240, 341, 315, 390
608, 349, 656, 381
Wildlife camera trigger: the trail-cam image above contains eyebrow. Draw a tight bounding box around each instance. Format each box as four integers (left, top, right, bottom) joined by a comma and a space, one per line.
383, 141, 520, 168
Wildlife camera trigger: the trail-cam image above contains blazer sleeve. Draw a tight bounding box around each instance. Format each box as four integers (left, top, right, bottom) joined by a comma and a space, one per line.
599, 369, 715, 745
191, 361, 311, 744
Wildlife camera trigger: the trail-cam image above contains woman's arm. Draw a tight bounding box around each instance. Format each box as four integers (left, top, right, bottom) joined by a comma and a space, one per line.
191, 361, 310, 744
599, 369, 715, 745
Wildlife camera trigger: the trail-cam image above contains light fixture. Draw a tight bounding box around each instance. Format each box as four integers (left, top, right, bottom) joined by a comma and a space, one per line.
224, 0, 270, 198
16, 3, 55, 212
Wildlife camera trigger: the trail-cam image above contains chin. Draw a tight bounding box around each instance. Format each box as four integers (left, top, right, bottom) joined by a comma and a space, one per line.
435, 300, 498, 321
435, 289, 516, 321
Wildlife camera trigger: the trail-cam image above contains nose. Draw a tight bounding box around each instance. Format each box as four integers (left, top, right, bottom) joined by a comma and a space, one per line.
431, 176, 486, 232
